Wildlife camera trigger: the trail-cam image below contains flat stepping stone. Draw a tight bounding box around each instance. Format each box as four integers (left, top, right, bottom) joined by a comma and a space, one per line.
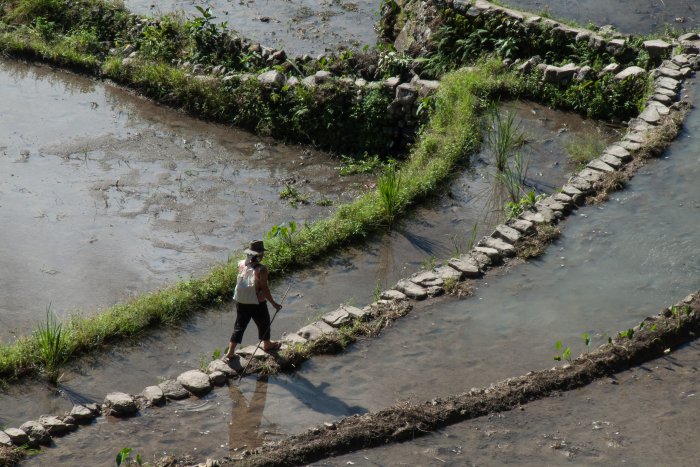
655, 77, 681, 92
492, 224, 521, 244
141, 386, 165, 406
395, 279, 428, 300
656, 67, 683, 79
322, 307, 353, 327
618, 140, 641, 152
281, 332, 308, 346
587, 159, 615, 172
567, 176, 593, 193
652, 93, 673, 105
470, 251, 492, 269
604, 145, 632, 162
380, 289, 407, 300
158, 379, 190, 400
448, 254, 483, 275
434, 265, 463, 281
0, 431, 12, 446
507, 219, 535, 235
409, 270, 444, 288
177, 370, 212, 396
20, 421, 51, 446
478, 237, 516, 257
638, 106, 661, 124
654, 86, 677, 98
534, 204, 560, 221
104, 392, 138, 417
599, 153, 624, 169
646, 101, 670, 115
578, 168, 605, 183
236, 345, 272, 359
297, 321, 337, 340
520, 210, 547, 224
341, 305, 373, 321
208, 358, 238, 377
538, 197, 568, 212
39, 416, 72, 437
474, 246, 501, 259
552, 192, 573, 205
3, 428, 28, 446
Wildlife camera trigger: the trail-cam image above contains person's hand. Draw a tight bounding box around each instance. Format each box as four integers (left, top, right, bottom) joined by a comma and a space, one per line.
273, 302, 282, 312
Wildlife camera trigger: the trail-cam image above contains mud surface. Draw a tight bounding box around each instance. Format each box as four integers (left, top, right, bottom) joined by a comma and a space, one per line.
328, 341, 700, 466
502, 0, 700, 34
0, 60, 369, 340
123, 0, 379, 56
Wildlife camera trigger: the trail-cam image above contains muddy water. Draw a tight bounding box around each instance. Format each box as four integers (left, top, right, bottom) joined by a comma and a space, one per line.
503, 0, 700, 34
123, 0, 379, 56
327, 341, 700, 466
0, 60, 369, 339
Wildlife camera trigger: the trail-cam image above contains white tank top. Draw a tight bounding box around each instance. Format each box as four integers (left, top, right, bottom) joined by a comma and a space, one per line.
233, 260, 259, 304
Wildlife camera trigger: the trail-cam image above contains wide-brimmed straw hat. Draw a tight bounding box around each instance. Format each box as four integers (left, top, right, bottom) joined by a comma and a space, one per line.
244, 239, 266, 256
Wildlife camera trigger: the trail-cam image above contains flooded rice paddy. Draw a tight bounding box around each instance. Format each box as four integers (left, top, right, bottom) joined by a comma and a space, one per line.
2, 2, 700, 464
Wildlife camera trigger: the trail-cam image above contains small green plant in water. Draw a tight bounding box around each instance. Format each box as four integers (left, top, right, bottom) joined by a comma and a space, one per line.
377, 167, 402, 226
373, 279, 383, 302
279, 185, 309, 208
116, 447, 142, 466
505, 190, 545, 219
486, 106, 524, 172
553, 340, 571, 363
565, 132, 607, 169
267, 221, 297, 247
35, 306, 69, 384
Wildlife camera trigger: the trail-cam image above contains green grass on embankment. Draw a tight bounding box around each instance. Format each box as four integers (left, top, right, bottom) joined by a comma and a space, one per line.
0, 62, 516, 381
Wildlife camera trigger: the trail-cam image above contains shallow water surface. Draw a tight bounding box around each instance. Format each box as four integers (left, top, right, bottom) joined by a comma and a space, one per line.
123, 0, 379, 56
0, 60, 367, 339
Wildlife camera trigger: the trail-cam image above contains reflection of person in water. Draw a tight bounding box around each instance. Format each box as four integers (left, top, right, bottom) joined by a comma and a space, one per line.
229, 376, 270, 450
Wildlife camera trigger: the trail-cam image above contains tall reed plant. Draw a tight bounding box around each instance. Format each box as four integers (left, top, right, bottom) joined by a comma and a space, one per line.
486, 106, 524, 172
35, 307, 69, 384
377, 167, 402, 227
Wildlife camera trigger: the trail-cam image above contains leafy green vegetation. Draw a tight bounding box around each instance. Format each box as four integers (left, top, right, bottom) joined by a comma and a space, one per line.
564, 131, 608, 169
34, 307, 69, 384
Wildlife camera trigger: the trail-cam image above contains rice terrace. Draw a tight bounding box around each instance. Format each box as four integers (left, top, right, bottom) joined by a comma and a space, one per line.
0, 0, 698, 465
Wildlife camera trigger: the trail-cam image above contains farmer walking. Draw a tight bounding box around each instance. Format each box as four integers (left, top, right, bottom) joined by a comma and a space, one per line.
223, 240, 282, 362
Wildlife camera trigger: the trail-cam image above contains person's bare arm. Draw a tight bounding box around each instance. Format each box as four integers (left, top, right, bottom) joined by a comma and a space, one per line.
256, 266, 281, 310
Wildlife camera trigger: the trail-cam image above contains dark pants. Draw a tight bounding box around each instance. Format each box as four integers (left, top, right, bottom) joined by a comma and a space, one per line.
231, 302, 271, 343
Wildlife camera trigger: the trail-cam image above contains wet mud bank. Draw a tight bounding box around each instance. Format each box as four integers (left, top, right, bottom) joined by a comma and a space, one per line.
234, 293, 700, 466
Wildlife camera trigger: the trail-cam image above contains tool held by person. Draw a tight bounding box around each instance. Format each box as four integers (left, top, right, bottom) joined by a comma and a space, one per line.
237, 284, 292, 380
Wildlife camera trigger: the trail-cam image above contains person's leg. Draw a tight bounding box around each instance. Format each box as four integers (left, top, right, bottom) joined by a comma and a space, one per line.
225, 303, 253, 359
251, 302, 280, 351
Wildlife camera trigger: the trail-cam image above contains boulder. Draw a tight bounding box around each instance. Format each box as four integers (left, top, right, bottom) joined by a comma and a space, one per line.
0, 431, 12, 446
104, 392, 138, 417
409, 271, 444, 288
601, 63, 621, 74
38, 416, 71, 437
543, 63, 578, 84
576, 65, 593, 81
69, 405, 96, 424
19, 421, 51, 446
286, 76, 300, 87
314, 70, 333, 83
415, 79, 440, 97
380, 289, 407, 300
209, 371, 227, 386
396, 83, 418, 105
177, 370, 212, 396
297, 321, 337, 341
395, 279, 428, 300
491, 224, 522, 244
322, 307, 353, 327
141, 386, 165, 406
643, 39, 672, 59
257, 70, 285, 87
614, 66, 645, 80
158, 379, 190, 400
448, 255, 483, 276
383, 76, 400, 91
3, 428, 28, 446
